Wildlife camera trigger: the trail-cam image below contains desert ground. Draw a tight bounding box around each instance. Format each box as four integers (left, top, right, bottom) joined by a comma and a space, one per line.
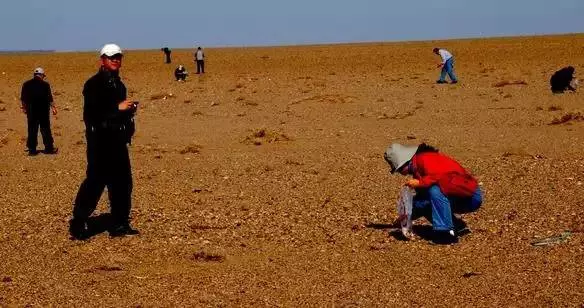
0, 34, 583, 306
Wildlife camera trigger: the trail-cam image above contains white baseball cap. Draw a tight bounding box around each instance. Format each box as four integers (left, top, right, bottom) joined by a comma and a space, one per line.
33, 67, 45, 75
100, 43, 123, 57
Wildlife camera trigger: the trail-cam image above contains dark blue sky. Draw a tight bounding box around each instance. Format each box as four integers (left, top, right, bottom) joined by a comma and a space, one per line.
2, 0, 584, 51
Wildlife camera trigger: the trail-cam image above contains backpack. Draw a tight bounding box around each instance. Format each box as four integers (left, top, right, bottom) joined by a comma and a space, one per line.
413, 154, 478, 198
438, 172, 478, 198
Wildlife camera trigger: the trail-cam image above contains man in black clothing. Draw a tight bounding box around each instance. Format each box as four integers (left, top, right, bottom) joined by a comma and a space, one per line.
174, 65, 188, 81
550, 66, 577, 94
70, 44, 139, 240
20, 67, 58, 155
161, 47, 172, 64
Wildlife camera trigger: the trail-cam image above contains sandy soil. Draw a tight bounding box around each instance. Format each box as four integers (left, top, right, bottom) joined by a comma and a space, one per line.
0, 34, 583, 306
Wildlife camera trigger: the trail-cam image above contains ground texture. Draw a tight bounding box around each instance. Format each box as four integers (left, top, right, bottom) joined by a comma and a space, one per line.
0, 34, 583, 306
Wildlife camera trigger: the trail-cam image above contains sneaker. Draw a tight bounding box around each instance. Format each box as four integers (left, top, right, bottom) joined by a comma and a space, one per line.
43, 147, 58, 154
451, 80, 458, 84
432, 230, 458, 245
436, 80, 447, 84
109, 224, 140, 237
27, 149, 39, 156
69, 219, 89, 240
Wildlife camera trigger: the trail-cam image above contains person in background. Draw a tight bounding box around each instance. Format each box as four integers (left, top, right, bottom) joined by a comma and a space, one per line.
550, 66, 577, 94
384, 143, 482, 244
194, 47, 205, 74
433, 47, 458, 84
161, 47, 172, 64
70, 43, 139, 240
20, 67, 58, 156
174, 65, 188, 81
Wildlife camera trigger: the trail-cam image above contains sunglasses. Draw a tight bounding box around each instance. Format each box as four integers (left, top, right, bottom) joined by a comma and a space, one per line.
105, 54, 123, 60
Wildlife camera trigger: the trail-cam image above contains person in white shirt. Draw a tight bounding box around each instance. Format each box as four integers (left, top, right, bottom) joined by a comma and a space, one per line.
433, 48, 458, 84
194, 47, 205, 74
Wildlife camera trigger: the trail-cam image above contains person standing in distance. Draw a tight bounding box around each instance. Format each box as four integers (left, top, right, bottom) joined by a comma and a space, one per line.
70, 44, 139, 240
194, 46, 205, 74
433, 47, 458, 84
161, 47, 172, 64
20, 67, 58, 155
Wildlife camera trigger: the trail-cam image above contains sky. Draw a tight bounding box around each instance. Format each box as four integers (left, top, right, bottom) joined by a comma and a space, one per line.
1, 0, 584, 51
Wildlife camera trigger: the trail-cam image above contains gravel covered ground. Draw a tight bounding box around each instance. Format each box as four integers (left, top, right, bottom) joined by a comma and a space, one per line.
0, 34, 583, 306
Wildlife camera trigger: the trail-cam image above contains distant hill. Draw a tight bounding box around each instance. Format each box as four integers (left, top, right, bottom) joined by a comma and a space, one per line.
0, 50, 55, 54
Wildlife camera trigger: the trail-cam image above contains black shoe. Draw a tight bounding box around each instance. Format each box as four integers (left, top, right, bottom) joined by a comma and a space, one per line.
451, 80, 458, 84
43, 147, 58, 154
436, 80, 447, 84
453, 217, 471, 236
432, 230, 458, 245
69, 219, 89, 240
109, 224, 140, 237
27, 149, 39, 156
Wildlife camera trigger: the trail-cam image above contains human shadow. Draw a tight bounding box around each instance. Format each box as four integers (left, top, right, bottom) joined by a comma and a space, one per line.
365, 222, 435, 241
84, 213, 114, 239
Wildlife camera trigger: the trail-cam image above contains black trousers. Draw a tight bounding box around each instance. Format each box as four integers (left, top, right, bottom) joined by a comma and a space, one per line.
73, 131, 133, 225
27, 110, 54, 150
165, 54, 171, 64
196, 60, 204, 74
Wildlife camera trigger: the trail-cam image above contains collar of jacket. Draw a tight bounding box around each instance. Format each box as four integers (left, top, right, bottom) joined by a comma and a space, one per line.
98, 67, 120, 79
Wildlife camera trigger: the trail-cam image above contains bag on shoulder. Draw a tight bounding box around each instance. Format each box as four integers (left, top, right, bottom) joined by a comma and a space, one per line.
438, 172, 478, 198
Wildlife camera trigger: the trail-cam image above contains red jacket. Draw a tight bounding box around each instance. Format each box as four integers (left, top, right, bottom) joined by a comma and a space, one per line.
412, 152, 471, 188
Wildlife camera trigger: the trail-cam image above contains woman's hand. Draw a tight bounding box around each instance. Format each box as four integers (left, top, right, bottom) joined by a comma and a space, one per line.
405, 179, 420, 188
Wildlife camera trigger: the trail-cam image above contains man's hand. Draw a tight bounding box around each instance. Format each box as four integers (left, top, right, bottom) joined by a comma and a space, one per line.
437, 63, 444, 68
405, 179, 420, 188
118, 100, 138, 111
51, 105, 57, 115
21, 104, 27, 114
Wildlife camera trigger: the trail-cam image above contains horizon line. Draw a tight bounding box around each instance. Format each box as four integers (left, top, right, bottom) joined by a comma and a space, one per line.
3, 31, 583, 54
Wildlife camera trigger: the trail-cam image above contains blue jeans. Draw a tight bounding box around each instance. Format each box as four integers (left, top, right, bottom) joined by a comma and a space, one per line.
439, 58, 457, 82
412, 185, 482, 231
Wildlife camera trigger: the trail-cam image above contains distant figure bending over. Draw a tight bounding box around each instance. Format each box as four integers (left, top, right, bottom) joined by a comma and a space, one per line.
433, 48, 458, 84
194, 47, 205, 74
550, 66, 577, 94
174, 65, 188, 81
161, 47, 172, 64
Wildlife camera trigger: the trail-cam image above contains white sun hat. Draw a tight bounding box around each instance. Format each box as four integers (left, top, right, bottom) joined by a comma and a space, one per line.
100, 44, 123, 57
33, 67, 45, 75
384, 143, 419, 173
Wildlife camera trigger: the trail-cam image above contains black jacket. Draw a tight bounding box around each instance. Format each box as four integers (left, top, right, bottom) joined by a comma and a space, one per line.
550, 66, 576, 93
174, 67, 187, 78
83, 68, 135, 142
21, 78, 53, 112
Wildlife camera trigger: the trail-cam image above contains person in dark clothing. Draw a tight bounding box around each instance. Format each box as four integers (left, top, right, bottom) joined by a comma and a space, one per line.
174, 65, 188, 81
20, 67, 58, 155
161, 47, 172, 64
194, 47, 205, 74
550, 66, 577, 94
70, 44, 139, 240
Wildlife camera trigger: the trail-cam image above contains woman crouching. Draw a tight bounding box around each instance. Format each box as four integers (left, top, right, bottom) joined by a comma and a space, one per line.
384, 143, 483, 244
